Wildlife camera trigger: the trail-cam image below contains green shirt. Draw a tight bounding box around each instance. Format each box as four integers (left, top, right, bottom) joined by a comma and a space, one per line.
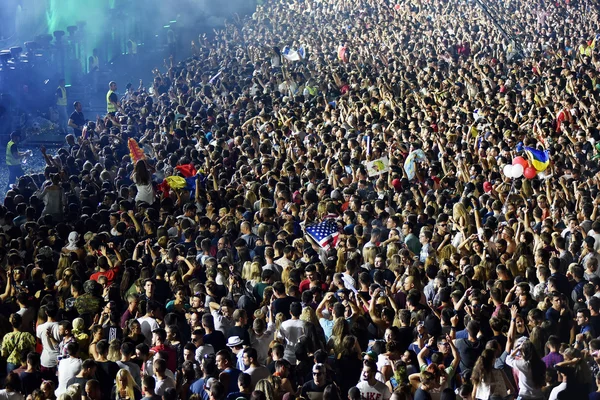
1, 331, 36, 365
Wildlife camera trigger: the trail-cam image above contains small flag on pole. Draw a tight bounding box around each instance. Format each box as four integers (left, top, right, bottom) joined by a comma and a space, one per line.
305, 219, 340, 250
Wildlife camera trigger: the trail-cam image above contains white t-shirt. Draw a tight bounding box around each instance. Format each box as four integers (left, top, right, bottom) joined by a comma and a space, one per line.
56, 357, 82, 395
211, 310, 233, 337
277, 319, 308, 364
194, 344, 215, 365
135, 183, 155, 204
549, 381, 566, 400
250, 322, 276, 365
117, 360, 142, 387
17, 307, 35, 333
36, 321, 60, 368
137, 316, 159, 346
0, 390, 23, 400
155, 375, 176, 396
355, 380, 391, 400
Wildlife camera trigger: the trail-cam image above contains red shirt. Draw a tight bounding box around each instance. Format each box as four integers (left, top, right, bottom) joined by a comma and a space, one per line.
299, 279, 328, 293
151, 344, 177, 372
90, 264, 120, 286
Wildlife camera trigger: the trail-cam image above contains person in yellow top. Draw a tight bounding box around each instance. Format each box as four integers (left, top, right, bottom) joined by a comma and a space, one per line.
5, 131, 31, 191
1, 313, 36, 373
106, 81, 120, 115
55, 78, 68, 134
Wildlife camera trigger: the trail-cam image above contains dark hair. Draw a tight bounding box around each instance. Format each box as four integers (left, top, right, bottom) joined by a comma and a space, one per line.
142, 375, 156, 391
152, 328, 167, 343
211, 381, 226, 400
243, 347, 258, 362
96, 339, 109, 356
251, 391, 266, 400
4, 372, 21, 392
290, 302, 302, 317
238, 373, 251, 389
9, 313, 22, 330
521, 340, 546, 388
471, 348, 495, 385
323, 384, 342, 400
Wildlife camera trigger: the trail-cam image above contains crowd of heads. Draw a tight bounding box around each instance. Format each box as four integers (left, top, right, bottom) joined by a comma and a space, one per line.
4, 0, 600, 399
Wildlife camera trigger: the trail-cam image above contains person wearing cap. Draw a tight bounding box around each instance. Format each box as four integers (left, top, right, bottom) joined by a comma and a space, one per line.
228, 310, 251, 347
225, 335, 245, 371
301, 363, 329, 400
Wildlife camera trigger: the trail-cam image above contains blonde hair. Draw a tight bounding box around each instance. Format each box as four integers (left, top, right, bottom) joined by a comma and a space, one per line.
363, 246, 380, 265
241, 261, 253, 281
108, 339, 122, 362
388, 254, 401, 273
453, 202, 473, 236
281, 266, 292, 283
386, 243, 401, 260
300, 306, 319, 327
249, 262, 262, 282
256, 379, 276, 400
336, 247, 348, 273
244, 190, 258, 209
330, 318, 349, 355
292, 238, 305, 253
317, 202, 328, 219
275, 313, 286, 334
115, 369, 138, 400
65, 384, 82, 400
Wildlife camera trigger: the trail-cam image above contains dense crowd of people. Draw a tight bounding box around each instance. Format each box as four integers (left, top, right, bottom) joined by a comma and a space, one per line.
4, 0, 600, 399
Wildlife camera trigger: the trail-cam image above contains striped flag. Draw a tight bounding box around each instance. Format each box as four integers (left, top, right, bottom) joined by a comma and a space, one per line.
306, 219, 340, 250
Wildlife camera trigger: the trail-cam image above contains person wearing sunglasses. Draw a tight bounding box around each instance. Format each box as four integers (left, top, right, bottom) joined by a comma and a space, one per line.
300, 363, 330, 400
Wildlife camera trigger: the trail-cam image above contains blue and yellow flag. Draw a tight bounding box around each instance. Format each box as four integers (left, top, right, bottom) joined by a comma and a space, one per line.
524, 147, 549, 172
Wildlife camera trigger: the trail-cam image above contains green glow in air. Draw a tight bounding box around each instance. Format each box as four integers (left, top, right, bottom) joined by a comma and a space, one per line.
44, 0, 120, 83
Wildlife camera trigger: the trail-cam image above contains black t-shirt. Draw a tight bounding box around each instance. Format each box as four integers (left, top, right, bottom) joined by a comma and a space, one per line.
20, 371, 42, 396
103, 325, 123, 342
334, 355, 363, 395
590, 315, 600, 338
301, 380, 328, 400
228, 325, 251, 346
397, 326, 414, 353
455, 338, 483, 376
204, 330, 227, 353
96, 360, 120, 400
111, 385, 142, 400
273, 296, 300, 319
69, 111, 85, 136
154, 279, 172, 305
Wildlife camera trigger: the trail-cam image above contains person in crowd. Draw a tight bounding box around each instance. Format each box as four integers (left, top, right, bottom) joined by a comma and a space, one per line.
6, 0, 600, 399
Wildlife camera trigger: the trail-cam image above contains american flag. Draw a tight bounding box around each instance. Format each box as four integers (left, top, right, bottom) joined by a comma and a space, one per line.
306, 219, 340, 250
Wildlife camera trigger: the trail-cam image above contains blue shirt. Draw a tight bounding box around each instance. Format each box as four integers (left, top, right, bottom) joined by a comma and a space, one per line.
190, 378, 209, 400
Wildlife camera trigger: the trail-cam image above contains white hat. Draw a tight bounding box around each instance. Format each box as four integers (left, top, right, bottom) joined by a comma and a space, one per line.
226, 336, 243, 347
